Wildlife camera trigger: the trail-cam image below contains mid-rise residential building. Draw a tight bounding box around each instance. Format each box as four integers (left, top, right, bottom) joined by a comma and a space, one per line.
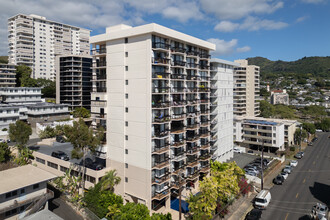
55, 55, 92, 110
0, 165, 55, 219
233, 59, 260, 117
91, 23, 216, 212
0, 64, 16, 87
0, 87, 69, 128
8, 14, 90, 80
210, 59, 239, 162
271, 89, 289, 105
233, 116, 296, 152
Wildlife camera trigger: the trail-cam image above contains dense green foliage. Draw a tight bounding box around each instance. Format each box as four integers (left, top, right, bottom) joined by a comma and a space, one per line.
302, 123, 316, 135
294, 128, 308, 145
0, 56, 8, 64
100, 170, 121, 192
14, 147, 34, 166
9, 120, 32, 149
0, 143, 12, 163
247, 56, 330, 81
302, 105, 327, 118
259, 100, 296, 119
16, 65, 56, 98
73, 107, 91, 118
260, 88, 270, 98
315, 118, 330, 132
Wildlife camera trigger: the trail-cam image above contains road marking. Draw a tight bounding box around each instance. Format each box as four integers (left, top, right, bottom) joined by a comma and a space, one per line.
285, 213, 289, 220
296, 193, 299, 199
303, 179, 306, 183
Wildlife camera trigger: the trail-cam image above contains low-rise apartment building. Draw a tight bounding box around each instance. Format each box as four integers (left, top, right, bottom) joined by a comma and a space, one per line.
0, 64, 16, 87
0, 165, 55, 219
234, 117, 285, 152
56, 55, 93, 110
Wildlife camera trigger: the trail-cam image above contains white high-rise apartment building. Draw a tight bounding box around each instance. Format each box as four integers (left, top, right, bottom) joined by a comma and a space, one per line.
91, 23, 217, 212
233, 59, 260, 117
8, 14, 90, 81
210, 59, 239, 162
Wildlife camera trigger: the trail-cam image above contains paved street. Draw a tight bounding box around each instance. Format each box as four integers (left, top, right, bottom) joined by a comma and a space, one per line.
261, 132, 330, 220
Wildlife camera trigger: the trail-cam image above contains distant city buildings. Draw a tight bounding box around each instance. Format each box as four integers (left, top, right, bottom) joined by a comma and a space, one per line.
8, 14, 90, 80
271, 89, 289, 105
0, 87, 69, 130
55, 55, 93, 110
0, 64, 16, 87
233, 59, 260, 117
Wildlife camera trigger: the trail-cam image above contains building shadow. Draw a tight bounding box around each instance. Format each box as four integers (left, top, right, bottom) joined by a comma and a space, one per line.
309, 182, 330, 207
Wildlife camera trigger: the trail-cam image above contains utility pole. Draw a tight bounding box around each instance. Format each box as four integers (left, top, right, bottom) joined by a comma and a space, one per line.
261, 139, 264, 190
299, 125, 302, 153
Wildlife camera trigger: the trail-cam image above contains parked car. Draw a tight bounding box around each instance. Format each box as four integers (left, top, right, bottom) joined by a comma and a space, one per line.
299, 151, 305, 157
80, 158, 104, 171
247, 150, 254, 154
51, 151, 69, 161
245, 168, 259, 175
56, 135, 65, 143
310, 203, 329, 220
273, 175, 285, 185
290, 160, 298, 167
294, 152, 303, 159
254, 190, 271, 209
283, 165, 292, 174
312, 137, 318, 142
245, 208, 262, 220
0, 139, 5, 143
233, 147, 244, 153
280, 172, 288, 179
246, 171, 258, 176
308, 142, 314, 146
28, 145, 40, 151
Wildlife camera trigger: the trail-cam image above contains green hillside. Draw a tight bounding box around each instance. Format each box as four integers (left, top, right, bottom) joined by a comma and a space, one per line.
0, 56, 8, 64
247, 56, 330, 80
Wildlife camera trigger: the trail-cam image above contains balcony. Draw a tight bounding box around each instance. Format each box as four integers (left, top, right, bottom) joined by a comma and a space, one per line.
171, 113, 186, 120
186, 136, 199, 142
153, 58, 170, 65
171, 74, 186, 80
172, 165, 186, 175
186, 124, 199, 130
171, 180, 186, 189
200, 65, 210, 70
200, 109, 210, 115
152, 101, 170, 109
152, 173, 170, 185
186, 51, 199, 57
200, 165, 210, 173
187, 170, 200, 180
152, 72, 170, 79
186, 75, 200, 81
95, 61, 106, 68
201, 143, 210, 149
171, 47, 186, 53
172, 60, 186, 67
152, 87, 170, 94
186, 63, 199, 69
171, 141, 185, 148
152, 131, 170, 138
198, 87, 210, 92
153, 116, 171, 124
200, 54, 210, 59
186, 147, 199, 155
186, 87, 199, 93
152, 189, 170, 200
200, 131, 210, 138
171, 127, 185, 134
153, 42, 170, 50
152, 145, 170, 154
200, 99, 210, 104
91, 48, 106, 56
171, 101, 186, 107
200, 121, 210, 127
152, 158, 170, 169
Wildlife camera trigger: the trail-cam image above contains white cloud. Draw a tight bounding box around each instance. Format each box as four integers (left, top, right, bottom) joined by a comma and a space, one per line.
301, 0, 325, 3
215, 16, 288, 32
200, 0, 284, 20
296, 16, 309, 23
214, 21, 239, 32
207, 38, 251, 56
162, 1, 204, 22
237, 46, 251, 53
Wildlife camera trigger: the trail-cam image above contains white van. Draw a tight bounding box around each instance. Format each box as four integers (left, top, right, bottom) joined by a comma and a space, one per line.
254, 190, 271, 209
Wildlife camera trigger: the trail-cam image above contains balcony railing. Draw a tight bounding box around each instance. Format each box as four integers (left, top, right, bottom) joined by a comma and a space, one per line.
171, 100, 186, 106
186, 75, 200, 80
171, 47, 186, 53
153, 58, 170, 65
152, 158, 170, 169
171, 127, 185, 134
187, 170, 200, 179
152, 173, 170, 184
172, 60, 186, 67
200, 165, 210, 173
186, 63, 199, 69
186, 124, 199, 130
153, 131, 169, 138
186, 147, 199, 155
152, 189, 170, 200
200, 54, 211, 59
153, 116, 171, 123
91, 48, 106, 55
186, 51, 199, 56
152, 87, 170, 93
186, 136, 200, 142
171, 113, 186, 120
172, 141, 185, 147
171, 180, 186, 189
152, 72, 170, 79
171, 87, 186, 93
171, 74, 186, 80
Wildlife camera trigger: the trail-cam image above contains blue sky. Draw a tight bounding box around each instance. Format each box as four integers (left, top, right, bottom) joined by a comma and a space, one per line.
0, 0, 329, 61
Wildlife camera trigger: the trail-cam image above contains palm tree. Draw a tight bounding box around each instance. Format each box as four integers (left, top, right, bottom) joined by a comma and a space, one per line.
100, 169, 121, 192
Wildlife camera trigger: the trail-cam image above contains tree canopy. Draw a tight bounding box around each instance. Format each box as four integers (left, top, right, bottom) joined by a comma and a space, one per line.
9, 120, 32, 149
0, 143, 12, 163
73, 107, 91, 118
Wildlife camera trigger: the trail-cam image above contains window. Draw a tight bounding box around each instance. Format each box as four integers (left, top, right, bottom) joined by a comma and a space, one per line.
125, 163, 128, 168
125, 80, 128, 85
125, 107, 128, 113
125, 135, 128, 140
20, 188, 25, 194
125, 177, 128, 182
47, 161, 58, 170
125, 66, 128, 71
60, 166, 68, 172
125, 52, 128, 57
125, 93, 128, 99
125, 149, 128, 154
33, 184, 39, 189
125, 121, 128, 127
125, 38, 128, 43
36, 157, 45, 164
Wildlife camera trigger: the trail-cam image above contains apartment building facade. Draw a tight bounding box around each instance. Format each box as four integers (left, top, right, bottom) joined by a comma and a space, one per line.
210, 59, 239, 162
0, 64, 16, 87
0, 165, 55, 219
55, 55, 92, 110
234, 117, 286, 152
233, 59, 260, 117
91, 23, 215, 211
271, 89, 290, 105
8, 14, 90, 80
